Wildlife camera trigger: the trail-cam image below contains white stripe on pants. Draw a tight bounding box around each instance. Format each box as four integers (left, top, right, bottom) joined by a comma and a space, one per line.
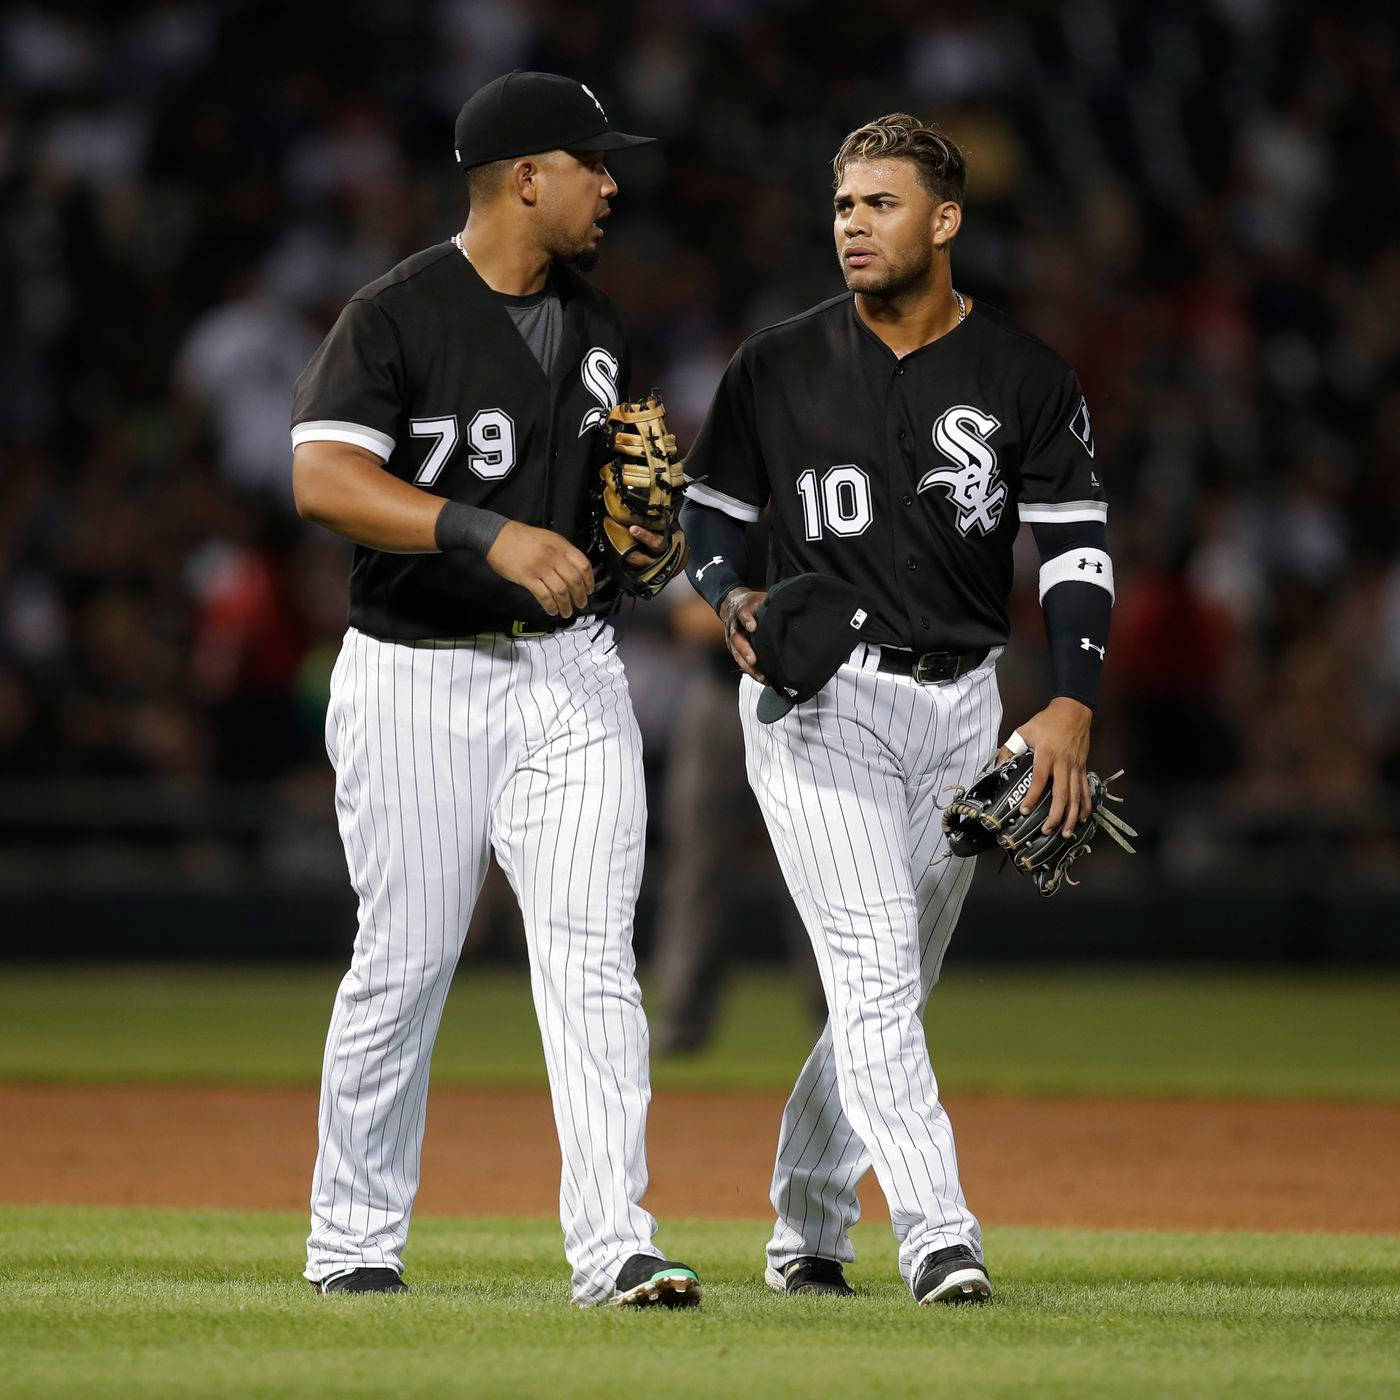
739, 646, 1001, 1290
307, 623, 658, 1304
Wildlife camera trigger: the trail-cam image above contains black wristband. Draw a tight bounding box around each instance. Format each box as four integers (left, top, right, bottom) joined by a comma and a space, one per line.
435, 500, 509, 557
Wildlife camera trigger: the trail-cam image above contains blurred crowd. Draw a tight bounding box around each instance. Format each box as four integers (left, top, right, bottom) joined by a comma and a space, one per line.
2, 0, 1399, 875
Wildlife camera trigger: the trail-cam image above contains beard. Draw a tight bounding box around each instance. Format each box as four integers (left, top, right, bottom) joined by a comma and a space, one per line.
843, 243, 932, 299
544, 219, 601, 272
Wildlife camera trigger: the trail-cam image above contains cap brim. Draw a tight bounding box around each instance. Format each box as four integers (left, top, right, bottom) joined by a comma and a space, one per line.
756, 686, 795, 724
460, 131, 655, 169
575, 130, 655, 151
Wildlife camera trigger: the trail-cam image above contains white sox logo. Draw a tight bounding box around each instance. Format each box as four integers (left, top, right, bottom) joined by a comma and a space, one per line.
578, 347, 620, 435
580, 82, 606, 118
920, 406, 1006, 536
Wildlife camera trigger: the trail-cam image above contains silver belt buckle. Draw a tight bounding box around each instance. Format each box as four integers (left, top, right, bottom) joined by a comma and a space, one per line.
913, 652, 942, 684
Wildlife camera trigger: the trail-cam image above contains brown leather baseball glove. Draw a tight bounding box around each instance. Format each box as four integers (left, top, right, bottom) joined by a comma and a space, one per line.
593, 391, 688, 600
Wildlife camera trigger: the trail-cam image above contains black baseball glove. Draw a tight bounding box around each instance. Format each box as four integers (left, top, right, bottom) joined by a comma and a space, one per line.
942, 749, 1137, 896
591, 390, 688, 600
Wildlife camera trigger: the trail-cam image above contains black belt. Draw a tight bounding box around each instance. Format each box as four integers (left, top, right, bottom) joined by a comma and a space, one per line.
399, 620, 566, 644
874, 645, 989, 684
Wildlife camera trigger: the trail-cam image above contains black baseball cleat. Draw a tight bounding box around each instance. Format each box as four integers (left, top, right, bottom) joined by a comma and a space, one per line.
314, 1267, 408, 1295
611, 1253, 702, 1308
765, 1256, 856, 1297
913, 1245, 991, 1305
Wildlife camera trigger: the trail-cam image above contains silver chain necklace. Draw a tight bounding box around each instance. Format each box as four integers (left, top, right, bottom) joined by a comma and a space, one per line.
450, 232, 470, 263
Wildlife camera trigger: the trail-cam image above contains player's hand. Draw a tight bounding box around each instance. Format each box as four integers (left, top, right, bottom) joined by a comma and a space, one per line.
718, 586, 767, 683
995, 697, 1093, 837
485, 522, 595, 618
622, 524, 665, 568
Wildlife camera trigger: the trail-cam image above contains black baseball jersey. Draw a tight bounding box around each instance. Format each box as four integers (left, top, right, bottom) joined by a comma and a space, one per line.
684, 296, 1106, 652
291, 242, 630, 640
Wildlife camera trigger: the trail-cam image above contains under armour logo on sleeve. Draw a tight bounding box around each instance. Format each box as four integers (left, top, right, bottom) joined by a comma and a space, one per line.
1038, 547, 1114, 603
1080, 638, 1106, 659
695, 556, 724, 580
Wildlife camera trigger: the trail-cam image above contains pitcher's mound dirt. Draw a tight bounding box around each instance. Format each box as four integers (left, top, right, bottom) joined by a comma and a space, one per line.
5, 1084, 1399, 1234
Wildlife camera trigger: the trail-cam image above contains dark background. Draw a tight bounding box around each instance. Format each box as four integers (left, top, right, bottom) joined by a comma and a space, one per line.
2, 0, 1397, 961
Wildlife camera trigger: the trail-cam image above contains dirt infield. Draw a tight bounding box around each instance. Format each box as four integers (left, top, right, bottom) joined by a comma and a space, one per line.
6, 1084, 1399, 1234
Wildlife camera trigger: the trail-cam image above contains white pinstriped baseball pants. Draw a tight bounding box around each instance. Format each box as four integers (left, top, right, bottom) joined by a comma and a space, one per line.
307, 622, 658, 1304
739, 645, 1002, 1291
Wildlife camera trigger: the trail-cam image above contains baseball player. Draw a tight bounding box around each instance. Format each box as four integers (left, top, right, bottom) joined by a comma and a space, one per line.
290, 71, 699, 1308
680, 114, 1113, 1304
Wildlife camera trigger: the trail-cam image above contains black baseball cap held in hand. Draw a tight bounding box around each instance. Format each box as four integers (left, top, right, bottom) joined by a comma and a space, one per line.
753, 574, 871, 724
454, 71, 655, 170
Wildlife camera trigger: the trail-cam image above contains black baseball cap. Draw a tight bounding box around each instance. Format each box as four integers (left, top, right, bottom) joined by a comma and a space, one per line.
454, 71, 655, 170
753, 574, 872, 724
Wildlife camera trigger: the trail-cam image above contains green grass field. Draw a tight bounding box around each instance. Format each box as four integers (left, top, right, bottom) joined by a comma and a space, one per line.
4, 963, 1399, 1098
5, 965, 1399, 1396
2, 1207, 1398, 1399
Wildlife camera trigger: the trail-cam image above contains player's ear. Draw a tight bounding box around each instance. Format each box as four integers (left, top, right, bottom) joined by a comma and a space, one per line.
513, 158, 539, 206
932, 200, 962, 249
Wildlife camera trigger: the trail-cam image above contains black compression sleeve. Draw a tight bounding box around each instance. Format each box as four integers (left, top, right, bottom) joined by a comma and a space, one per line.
1030, 518, 1113, 709
680, 498, 753, 612
435, 499, 509, 557
1042, 583, 1112, 709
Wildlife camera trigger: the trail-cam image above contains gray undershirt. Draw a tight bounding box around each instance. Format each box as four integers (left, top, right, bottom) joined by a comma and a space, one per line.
497, 284, 562, 375
437, 282, 564, 562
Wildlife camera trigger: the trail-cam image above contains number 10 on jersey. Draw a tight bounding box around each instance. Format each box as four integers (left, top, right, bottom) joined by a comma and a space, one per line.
797, 464, 873, 539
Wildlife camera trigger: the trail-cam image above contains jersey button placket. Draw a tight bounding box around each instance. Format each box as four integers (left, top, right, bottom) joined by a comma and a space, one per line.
891, 371, 922, 636
892, 418, 916, 516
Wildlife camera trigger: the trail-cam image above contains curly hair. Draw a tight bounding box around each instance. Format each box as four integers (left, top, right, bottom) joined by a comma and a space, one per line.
833, 114, 967, 206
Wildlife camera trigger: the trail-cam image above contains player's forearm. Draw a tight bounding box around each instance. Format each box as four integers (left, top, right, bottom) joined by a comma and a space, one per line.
293, 444, 505, 556
1030, 520, 1114, 708
679, 498, 753, 611
1041, 584, 1112, 708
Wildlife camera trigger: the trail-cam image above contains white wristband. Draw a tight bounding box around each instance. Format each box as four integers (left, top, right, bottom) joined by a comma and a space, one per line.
1003, 730, 1029, 758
